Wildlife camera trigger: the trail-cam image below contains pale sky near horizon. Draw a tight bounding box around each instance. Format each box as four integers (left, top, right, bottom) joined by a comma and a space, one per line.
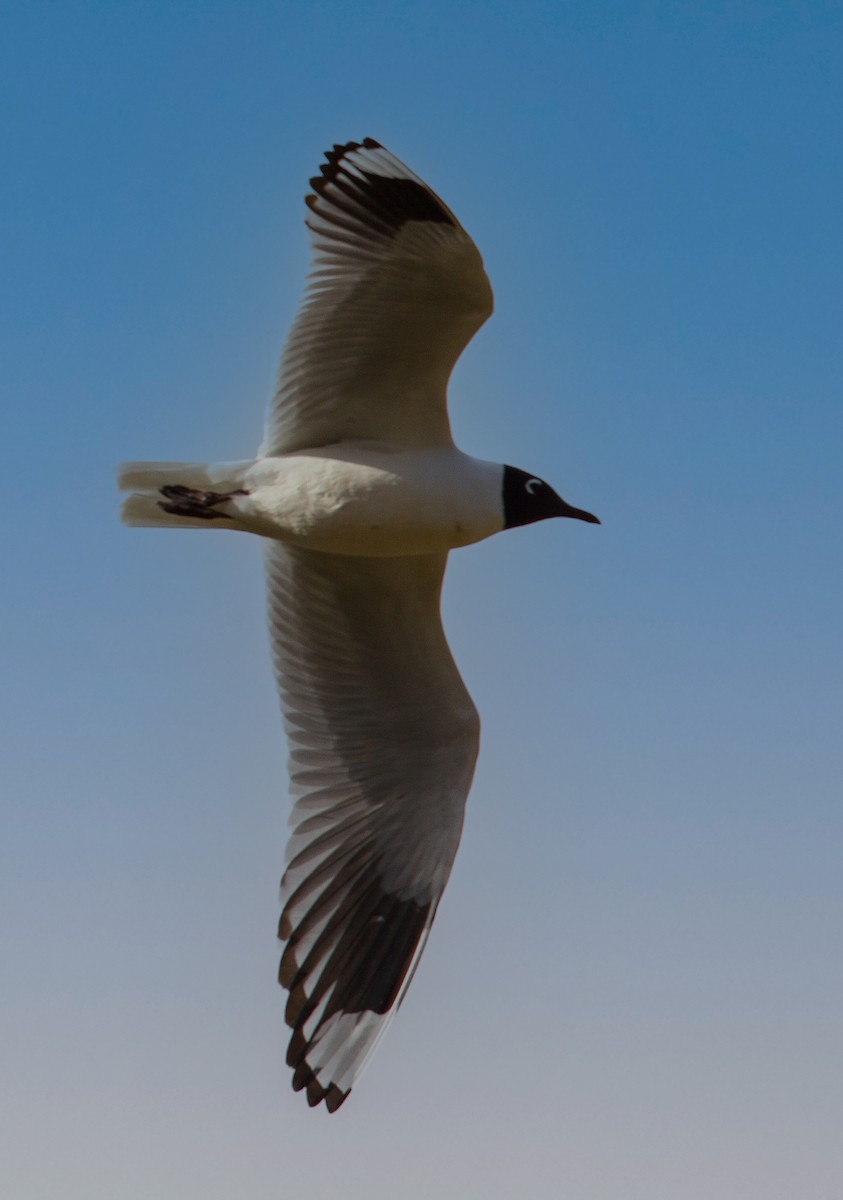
3, 2, 843, 1197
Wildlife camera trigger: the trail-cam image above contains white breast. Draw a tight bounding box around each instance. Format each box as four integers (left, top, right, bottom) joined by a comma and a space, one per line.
241, 446, 503, 556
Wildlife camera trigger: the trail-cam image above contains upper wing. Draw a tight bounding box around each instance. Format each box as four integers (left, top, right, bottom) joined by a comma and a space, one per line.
265, 544, 480, 1111
259, 139, 494, 456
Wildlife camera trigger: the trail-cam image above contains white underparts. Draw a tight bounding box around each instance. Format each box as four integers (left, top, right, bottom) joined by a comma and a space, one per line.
119, 447, 505, 555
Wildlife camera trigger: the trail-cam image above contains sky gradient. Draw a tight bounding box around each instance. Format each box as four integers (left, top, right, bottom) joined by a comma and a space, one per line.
3, 2, 843, 1197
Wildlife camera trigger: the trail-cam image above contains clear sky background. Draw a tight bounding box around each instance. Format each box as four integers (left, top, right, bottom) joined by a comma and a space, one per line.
3, 2, 842, 1197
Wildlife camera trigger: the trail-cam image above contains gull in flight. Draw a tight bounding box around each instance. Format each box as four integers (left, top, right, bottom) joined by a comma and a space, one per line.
119, 138, 599, 1112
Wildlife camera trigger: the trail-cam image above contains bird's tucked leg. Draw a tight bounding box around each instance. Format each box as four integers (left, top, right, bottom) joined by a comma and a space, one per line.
158, 484, 249, 521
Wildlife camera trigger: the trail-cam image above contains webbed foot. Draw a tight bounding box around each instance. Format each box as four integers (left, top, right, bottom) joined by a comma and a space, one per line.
158, 485, 249, 521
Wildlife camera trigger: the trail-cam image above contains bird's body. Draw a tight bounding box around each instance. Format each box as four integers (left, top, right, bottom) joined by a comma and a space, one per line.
124, 446, 504, 554
246, 447, 505, 554
119, 138, 598, 1112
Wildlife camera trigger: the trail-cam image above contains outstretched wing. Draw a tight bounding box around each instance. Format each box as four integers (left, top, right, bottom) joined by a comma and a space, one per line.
265, 544, 480, 1111
259, 138, 494, 457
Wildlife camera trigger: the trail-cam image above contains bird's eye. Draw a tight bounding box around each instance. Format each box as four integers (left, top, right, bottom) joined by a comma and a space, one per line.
525, 478, 543, 495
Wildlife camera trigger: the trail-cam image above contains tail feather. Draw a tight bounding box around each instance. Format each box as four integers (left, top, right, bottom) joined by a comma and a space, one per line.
117, 460, 253, 530
117, 461, 251, 491
120, 492, 195, 529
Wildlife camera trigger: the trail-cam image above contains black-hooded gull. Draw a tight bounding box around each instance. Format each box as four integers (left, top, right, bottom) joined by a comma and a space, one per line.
119, 138, 599, 1112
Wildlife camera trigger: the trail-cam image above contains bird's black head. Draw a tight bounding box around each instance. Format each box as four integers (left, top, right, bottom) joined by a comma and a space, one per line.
502, 466, 600, 530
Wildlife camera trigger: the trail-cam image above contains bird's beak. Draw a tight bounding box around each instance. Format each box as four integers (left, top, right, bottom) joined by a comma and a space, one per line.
557, 498, 601, 524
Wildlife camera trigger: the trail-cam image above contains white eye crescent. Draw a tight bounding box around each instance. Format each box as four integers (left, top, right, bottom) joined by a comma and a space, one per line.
525, 478, 543, 494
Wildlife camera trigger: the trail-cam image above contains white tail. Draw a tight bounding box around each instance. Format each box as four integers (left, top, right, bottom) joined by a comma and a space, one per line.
117, 460, 253, 530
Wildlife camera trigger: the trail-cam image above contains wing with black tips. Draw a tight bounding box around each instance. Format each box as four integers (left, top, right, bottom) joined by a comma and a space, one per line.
265, 543, 480, 1110
259, 139, 493, 456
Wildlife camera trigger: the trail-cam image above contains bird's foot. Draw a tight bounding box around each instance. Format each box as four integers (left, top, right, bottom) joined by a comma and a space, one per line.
158, 485, 249, 521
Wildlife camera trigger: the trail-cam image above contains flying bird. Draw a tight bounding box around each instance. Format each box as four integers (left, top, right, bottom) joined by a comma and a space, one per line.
119, 138, 599, 1112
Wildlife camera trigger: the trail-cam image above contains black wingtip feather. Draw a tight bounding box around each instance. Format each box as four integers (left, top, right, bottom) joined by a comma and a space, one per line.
325, 1084, 350, 1113
290, 1052, 351, 1113
286, 1027, 308, 1070
279, 879, 433, 1112
306, 138, 457, 235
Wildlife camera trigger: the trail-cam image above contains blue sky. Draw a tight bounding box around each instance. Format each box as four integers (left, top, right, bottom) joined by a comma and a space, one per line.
3, 2, 842, 1196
